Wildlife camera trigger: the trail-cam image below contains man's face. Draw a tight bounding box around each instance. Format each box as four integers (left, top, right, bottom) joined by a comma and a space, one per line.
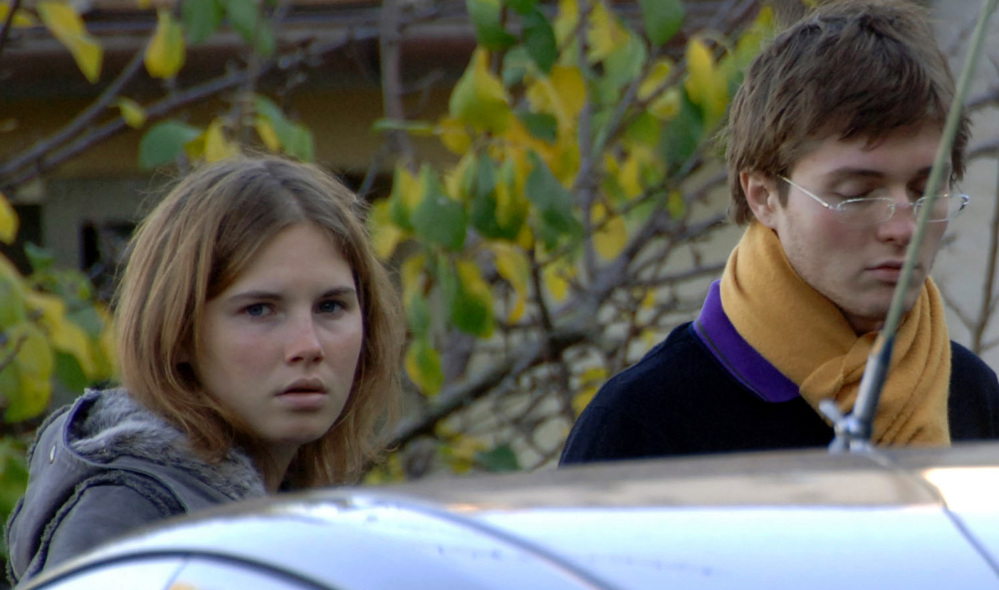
751, 123, 948, 334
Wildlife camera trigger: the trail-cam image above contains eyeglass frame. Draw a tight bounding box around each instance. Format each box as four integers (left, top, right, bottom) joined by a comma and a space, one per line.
777, 175, 969, 226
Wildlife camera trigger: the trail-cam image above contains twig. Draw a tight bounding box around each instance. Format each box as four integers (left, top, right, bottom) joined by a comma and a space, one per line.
971, 164, 999, 353
0, 0, 21, 64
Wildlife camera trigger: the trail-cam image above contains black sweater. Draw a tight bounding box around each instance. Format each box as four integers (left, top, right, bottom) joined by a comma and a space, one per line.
560, 323, 999, 464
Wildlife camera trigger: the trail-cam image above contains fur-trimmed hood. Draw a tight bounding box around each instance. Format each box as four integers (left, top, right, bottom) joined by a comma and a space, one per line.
6, 388, 267, 585
70, 388, 265, 500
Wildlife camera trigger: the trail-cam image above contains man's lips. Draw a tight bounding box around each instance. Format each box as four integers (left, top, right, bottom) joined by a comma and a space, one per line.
866, 260, 919, 283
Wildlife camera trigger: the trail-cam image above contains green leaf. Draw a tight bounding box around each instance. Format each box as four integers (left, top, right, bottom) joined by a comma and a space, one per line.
224, 0, 259, 44
5, 324, 53, 422
284, 123, 313, 162
625, 111, 662, 147
0, 437, 29, 534
639, 0, 685, 46
501, 46, 531, 87
406, 291, 432, 338
54, 350, 88, 393
372, 119, 436, 135
405, 337, 444, 396
476, 444, 521, 472
138, 120, 201, 169
467, 0, 516, 50
252, 22, 276, 57
604, 31, 648, 96
0, 274, 27, 329
411, 166, 467, 251
66, 306, 104, 338
450, 50, 511, 134
525, 151, 580, 249
660, 91, 704, 174
441, 260, 494, 337
470, 156, 526, 241
517, 111, 558, 142
23, 242, 53, 274
182, 0, 223, 45
254, 96, 313, 161
522, 9, 557, 74
506, 0, 535, 15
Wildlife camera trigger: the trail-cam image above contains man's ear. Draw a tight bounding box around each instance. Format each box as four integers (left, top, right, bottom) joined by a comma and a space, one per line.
741, 170, 780, 229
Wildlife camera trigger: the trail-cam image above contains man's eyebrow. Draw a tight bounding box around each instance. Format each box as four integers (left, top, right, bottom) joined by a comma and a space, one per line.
822, 166, 939, 182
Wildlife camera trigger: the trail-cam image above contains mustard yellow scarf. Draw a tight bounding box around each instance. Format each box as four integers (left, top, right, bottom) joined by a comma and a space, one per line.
720, 222, 951, 446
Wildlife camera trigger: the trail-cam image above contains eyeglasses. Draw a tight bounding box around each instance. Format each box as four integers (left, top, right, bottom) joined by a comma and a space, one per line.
779, 176, 969, 227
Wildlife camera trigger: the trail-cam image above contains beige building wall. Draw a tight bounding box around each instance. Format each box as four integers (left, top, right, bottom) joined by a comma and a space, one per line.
930, 0, 999, 369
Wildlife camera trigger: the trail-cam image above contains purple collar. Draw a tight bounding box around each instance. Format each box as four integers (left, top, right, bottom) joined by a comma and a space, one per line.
692, 280, 800, 403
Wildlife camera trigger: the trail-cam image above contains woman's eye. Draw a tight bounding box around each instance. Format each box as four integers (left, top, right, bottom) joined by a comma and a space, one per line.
244, 303, 272, 317
317, 300, 344, 314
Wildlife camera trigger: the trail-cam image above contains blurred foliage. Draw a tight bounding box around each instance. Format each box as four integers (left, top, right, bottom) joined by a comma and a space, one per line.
366, 0, 773, 478
0, 197, 115, 559
0, 0, 773, 521
0, 0, 320, 564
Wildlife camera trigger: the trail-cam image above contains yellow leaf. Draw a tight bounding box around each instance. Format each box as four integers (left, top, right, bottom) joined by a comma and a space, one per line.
395, 167, 423, 216
586, 2, 628, 63
552, 0, 578, 49
439, 117, 472, 155
0, 191, 18, 244
0, 3, 36, 26
618, 154, 642, 199
445, 434, 488, 474
136, 0, 152, 7
445, 152, 476, 203
592, 202, 628, 260
204, 119, 240, 163
7, 323, 53, 421
454, 259, 494, 337
255, 116, 281, 152
38, 1, 103, 83
369, 200, 404, 260
494, 159, 529, 231
24, 292, 98, 378
525, 66, 585, 136
404, 339, 443, 396
183, 133, 206, 161
401, 254, 427, 297
490, 242, 530, 322
114, 97, 146, 128
667, 189, 685, 218
639, 59, 672, 101
144, 9, 185, 79
641, 289, 655, 310
684, 38, 728, 127
572, 366, 607, 414
449, 49, 511, 133
542, 258, 575, 303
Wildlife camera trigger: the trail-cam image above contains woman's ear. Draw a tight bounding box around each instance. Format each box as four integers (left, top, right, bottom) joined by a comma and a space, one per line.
741, 171, 780, 229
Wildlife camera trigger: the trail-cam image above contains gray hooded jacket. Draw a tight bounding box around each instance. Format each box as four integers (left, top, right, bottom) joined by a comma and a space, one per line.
5, 388, 266, 585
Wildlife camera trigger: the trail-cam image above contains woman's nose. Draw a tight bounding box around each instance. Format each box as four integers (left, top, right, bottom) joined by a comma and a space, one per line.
287, 316, 324, 363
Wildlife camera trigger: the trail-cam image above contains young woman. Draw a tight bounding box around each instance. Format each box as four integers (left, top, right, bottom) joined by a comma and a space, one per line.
5, 156, 405, 584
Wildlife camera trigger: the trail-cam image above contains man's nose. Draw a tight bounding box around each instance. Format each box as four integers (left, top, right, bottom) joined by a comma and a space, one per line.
879, 199, 918, 243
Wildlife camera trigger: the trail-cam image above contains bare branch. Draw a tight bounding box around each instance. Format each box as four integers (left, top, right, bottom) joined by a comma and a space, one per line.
0, 0, 21, 64
387, 325, 591, 450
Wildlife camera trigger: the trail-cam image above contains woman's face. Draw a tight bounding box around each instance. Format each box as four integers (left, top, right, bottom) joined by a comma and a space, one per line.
196, 222, 364, 471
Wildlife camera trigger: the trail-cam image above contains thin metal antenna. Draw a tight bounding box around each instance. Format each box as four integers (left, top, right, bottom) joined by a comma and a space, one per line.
822, 0, 999, 453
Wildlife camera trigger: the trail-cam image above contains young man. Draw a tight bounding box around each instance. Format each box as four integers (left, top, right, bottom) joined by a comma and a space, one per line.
560, 0, 999, 464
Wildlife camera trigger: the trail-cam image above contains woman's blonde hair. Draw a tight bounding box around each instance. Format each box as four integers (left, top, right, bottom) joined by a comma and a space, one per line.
114, 156, 404, 487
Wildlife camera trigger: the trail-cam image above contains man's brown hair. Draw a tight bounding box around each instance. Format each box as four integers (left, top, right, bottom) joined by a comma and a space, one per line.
726, 0, 969, 224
